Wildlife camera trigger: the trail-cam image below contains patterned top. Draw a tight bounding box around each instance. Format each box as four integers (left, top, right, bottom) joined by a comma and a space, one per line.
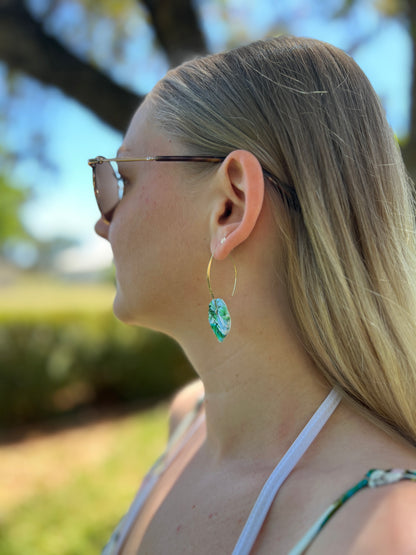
102, 396, 416, 554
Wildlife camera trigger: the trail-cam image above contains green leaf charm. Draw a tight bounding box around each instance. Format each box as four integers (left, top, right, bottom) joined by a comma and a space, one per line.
208, 298, 231, 342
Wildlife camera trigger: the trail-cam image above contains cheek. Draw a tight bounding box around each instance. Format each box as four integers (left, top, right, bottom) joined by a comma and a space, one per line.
108, 179, 208, 328
112, 186, 158, 244
110, 185, 191, 291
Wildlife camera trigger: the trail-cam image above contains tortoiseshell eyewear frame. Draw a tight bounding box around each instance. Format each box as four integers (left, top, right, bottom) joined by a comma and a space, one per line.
88, 155, 298, 223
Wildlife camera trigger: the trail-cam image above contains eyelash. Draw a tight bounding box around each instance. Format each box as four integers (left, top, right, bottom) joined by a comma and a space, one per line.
117, 172, 130, 195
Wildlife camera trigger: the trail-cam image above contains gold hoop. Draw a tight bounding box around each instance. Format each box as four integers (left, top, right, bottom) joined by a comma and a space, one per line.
206, 255, 237, 300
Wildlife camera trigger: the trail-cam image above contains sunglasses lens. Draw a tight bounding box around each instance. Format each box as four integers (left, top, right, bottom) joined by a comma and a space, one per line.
94, 162, 120, 222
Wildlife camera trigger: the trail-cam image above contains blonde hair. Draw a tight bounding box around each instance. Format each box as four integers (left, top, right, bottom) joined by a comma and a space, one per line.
151, 36, 416, 445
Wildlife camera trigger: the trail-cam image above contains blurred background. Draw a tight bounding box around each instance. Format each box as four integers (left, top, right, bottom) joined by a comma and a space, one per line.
0, 0, 415, 552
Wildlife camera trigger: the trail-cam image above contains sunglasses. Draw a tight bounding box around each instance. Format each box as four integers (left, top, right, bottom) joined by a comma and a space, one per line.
87, 155, 298, 223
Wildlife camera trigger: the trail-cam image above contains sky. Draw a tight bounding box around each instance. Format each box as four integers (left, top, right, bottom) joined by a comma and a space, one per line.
2, 0, 412, 273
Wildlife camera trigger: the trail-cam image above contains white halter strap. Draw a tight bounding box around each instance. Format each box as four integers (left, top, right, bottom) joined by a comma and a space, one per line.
232, 388, 342, 555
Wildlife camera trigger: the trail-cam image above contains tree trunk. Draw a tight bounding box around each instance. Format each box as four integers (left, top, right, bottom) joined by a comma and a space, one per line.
140, 0, 207, 66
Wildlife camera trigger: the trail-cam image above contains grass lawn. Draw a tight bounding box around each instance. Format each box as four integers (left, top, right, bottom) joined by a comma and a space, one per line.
0, 274, 116, 319
0, 403, 169, 554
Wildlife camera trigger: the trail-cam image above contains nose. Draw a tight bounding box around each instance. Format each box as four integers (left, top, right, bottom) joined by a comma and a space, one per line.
95, 217, 110, 239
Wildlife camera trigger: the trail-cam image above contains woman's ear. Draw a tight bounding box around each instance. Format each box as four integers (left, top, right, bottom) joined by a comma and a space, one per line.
209, 150, 265, 260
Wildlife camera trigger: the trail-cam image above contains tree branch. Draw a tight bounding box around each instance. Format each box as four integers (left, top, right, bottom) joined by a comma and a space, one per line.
0, 0, 141, 132
139, 0, 207, 66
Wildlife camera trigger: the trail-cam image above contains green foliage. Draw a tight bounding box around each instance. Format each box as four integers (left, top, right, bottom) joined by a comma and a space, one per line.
0, 278, 196, 428
0, 174, 29, 246
0, 312, 195, 428
374, 0, 405, 17
333, 0, 405, 19
79, 0, 139, 17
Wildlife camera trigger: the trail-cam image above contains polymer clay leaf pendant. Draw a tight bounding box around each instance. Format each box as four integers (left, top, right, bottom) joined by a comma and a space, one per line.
208, 298, 231, 342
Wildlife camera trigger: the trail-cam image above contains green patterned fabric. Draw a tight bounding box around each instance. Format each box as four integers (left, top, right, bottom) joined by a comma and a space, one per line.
288, 469, 416, 555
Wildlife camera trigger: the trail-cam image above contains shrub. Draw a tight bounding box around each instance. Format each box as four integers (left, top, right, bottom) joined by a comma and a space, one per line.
0, 312, 196, 428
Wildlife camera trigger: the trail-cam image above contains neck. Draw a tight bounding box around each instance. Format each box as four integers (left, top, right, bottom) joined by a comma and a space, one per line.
179, 294, 331, 465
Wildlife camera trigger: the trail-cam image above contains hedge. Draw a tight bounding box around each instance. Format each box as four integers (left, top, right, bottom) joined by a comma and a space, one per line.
0, 311, 196, 429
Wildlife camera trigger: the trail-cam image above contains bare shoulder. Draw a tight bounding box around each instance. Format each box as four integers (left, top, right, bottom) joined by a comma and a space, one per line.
309, 477, 416, 554
168, 379, 204, 438
349, 480, 416, 553
305, 405, 416, 554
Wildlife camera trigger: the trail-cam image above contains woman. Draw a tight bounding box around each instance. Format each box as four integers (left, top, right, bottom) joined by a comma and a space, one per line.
90, 35, 416, 553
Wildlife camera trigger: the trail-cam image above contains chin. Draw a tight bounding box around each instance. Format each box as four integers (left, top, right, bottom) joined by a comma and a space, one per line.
112, 292, 137, 325
112, 291, 156, 329
113, 297, 179, 342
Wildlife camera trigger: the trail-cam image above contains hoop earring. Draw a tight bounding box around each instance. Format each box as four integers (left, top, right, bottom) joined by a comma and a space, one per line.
207, 254, 237, 342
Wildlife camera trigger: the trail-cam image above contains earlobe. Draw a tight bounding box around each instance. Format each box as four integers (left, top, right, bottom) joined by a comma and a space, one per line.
210, 150, 265, 259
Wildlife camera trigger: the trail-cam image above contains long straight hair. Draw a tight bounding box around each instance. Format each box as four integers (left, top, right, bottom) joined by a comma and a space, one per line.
151, 36, 416, 445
